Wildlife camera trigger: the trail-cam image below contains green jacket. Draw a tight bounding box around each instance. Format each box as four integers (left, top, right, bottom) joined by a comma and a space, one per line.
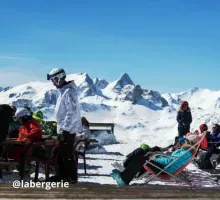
33, 110, 57, 136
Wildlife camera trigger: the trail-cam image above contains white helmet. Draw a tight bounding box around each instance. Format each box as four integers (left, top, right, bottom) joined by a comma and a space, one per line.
47, 68, 66, 85
14, 108, 31, 120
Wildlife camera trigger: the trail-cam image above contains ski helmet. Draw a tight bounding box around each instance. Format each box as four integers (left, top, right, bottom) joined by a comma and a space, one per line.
178, 137, 186, 144
140, 143, 150, 150
47, 68, 66, 85
200, 124, 208, 132
14, 108, 31, 121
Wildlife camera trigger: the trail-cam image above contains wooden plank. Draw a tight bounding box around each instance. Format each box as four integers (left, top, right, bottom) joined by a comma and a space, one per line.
0, 184, 219, 199
89, 123, 114, 127
89, 123, 115, 134
0, 162, 18, 165
88, 138, 98, 143
1, 140, 23, 145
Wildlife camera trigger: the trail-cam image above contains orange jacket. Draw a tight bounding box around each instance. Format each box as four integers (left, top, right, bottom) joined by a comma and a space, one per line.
18, 119, 42, 142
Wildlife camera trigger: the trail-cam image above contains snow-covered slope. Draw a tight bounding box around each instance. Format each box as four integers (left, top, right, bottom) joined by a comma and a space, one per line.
0, 73, 220, 148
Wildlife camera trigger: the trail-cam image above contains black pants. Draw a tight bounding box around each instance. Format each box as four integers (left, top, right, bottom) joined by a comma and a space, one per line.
120, 153, 164, 185
123, 146, 161, 168
57, 132, 77, 181
0, 123, 9, 142
178, 127, 190, 137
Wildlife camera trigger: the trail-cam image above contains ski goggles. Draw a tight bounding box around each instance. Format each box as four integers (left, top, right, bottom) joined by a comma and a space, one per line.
49, 76, 60, 85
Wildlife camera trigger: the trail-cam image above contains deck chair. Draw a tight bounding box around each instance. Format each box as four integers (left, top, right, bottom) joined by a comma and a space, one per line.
137, 131, 207, 184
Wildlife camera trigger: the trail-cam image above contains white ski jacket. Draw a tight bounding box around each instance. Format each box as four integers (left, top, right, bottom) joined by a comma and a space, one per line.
55, 81, 83, 134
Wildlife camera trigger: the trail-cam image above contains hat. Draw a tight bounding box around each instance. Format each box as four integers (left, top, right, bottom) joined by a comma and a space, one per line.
140, 144, 150, 150
14, 108, 31, 121
180, 101, 189, 110
178, 137, 186, 144
200, 124, 208, 132
181, 101, 188, 106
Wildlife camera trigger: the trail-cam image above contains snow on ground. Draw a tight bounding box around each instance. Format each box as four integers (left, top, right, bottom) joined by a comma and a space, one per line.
78, 143, 220, 187
1, 141, 219, 188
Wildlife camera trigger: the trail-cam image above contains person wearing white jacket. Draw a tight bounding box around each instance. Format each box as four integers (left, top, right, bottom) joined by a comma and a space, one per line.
47, 68, 83, 183
55, 78, 83, 135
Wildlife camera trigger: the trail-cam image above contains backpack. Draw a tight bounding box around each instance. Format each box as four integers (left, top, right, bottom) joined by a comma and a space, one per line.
196, 149, 213, 169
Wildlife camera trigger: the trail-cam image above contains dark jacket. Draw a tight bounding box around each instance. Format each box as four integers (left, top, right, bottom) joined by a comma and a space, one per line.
0, 104, 14, 142
8, 121, 20, 138
176, 108, 192, 128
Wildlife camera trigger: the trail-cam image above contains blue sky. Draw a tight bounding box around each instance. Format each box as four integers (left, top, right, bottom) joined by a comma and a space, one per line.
0, 0, 220, 93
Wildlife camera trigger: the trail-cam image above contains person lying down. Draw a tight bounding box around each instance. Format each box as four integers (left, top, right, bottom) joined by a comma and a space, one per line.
111, 134, 199, 186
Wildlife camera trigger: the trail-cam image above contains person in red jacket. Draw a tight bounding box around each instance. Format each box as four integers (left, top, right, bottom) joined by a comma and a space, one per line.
15, 108, 42, 142
11, 108, 42, 163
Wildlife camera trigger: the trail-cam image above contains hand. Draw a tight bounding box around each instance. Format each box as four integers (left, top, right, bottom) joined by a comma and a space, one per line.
168, 147, 173, 152
21, 133, 27, 139
150, 156, 156, 161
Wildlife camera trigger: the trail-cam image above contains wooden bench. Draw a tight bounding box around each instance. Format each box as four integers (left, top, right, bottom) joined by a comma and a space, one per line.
0, 136, 98, 180
0, 138, 58, 181
89, 123, 115, 134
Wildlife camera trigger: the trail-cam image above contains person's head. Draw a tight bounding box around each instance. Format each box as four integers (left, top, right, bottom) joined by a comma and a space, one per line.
180, 101, 189, 111
140, 143, 150, 150
185, 132, 200, 145
81, 117, 89, 127
200, 124, 208, 133
176, 137, 186, 148
47, 68, 66, 88
212, 124, 220, 133
14, 108, 32, 125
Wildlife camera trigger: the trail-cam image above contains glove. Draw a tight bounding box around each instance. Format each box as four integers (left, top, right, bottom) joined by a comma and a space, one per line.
20, 133, 27, 140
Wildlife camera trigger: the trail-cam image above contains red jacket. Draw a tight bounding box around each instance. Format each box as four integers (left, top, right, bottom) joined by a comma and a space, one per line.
11, 119, 42, 162
18, 119, 42, 142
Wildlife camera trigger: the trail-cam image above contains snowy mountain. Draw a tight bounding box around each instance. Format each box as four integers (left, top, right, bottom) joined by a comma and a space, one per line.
0, 86, 12, 92
93, 78, 109, 90
0, 72, 220, 148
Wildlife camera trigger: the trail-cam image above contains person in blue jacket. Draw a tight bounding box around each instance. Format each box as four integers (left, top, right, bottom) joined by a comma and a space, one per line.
110, 138, 196, 186
176, 101, 192, 140
210, 124, 220, 145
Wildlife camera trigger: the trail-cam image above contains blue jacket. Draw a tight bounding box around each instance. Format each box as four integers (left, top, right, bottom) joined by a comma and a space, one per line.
155, 148, 192, 174
210, 132, 220, 144
176, 108, 192, 128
